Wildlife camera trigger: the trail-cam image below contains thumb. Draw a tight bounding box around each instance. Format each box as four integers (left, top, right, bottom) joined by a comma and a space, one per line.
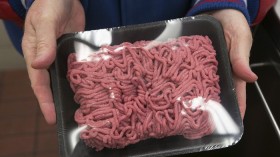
228, 28, 258, 83
31, 19, 57, 69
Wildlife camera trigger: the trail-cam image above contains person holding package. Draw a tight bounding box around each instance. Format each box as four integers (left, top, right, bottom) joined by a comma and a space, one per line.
0, 0, 276, 124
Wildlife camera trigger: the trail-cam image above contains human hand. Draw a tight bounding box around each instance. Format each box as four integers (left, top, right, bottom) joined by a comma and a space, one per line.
209, 9, 258, 119
22, 0, 85, 124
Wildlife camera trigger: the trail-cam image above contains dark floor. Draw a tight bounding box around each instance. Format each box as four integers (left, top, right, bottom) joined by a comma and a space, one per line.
0, 70, 59, 157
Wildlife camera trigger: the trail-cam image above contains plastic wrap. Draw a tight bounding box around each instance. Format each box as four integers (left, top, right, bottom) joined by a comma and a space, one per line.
50, 15, 243, 157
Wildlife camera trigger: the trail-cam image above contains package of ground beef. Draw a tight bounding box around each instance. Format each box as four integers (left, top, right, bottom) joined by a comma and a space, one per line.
51, 16, 243, 157
68, 35, 221, 150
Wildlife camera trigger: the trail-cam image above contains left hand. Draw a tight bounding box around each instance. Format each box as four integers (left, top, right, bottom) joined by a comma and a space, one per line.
22, 0, 85, 124
209, 9, 258, 119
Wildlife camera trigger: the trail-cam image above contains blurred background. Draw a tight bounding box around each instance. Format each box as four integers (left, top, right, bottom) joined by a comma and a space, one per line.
0, 21, 59, 157
0, 22, 25, 70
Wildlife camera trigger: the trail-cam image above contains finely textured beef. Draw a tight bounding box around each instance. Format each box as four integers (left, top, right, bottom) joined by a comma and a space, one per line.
67, 35, 220, 151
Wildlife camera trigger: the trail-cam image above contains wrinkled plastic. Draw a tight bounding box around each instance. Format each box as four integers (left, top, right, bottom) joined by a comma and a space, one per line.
50, 15, 243, 157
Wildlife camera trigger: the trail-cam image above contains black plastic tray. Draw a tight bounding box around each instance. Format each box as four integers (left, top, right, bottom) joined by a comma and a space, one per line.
50, 15, 242, 157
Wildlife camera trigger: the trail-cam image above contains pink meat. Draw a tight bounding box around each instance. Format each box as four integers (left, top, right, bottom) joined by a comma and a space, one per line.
67, 35, 220, 151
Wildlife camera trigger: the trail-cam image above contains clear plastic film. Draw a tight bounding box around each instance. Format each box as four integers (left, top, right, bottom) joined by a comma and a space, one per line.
51, 15, 243, 157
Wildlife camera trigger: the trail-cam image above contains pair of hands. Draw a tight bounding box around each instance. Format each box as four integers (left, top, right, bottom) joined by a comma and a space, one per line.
22, 0, 257, 125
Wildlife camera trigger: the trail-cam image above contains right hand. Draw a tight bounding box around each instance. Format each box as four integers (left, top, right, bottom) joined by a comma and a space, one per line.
210, 9, 258, 119
22, 0, 85, 124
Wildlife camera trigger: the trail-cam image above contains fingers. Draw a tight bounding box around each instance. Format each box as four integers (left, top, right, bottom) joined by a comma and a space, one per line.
225, 24, 252, 118
233, 75, 246, 119
210, 9, 257, 120
22, 37, 56, 124
29, 67, 57, 124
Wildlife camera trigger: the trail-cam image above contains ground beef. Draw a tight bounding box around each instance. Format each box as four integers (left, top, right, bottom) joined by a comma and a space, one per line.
67, 35, 220, 151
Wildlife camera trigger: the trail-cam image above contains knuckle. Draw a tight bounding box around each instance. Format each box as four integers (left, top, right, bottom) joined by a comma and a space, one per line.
37, 41, 51, 51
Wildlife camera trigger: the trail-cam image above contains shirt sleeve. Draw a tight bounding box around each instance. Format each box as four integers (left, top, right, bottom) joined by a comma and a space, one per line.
187, 0, 276, 25
0, 0, 34, 54
187, 0, 251, 23
0, 0, 27, 26
250, 0, 276, 25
